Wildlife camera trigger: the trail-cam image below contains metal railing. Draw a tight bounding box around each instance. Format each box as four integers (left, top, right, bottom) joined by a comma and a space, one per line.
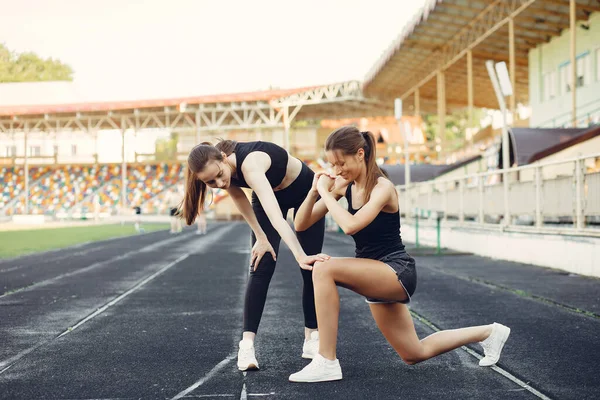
398, 153, 600, 236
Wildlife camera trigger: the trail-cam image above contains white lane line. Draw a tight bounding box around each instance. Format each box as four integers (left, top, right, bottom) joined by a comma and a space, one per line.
57, 253, 189, 338
171, 227, 251, 400
410, 310, 553, 400
240, 383, 247, 400
0, 231, 196, 299
0, 225, 236, 374
0, 246, 107, 274
171, 355, 236, 400
0, 254, 190, 374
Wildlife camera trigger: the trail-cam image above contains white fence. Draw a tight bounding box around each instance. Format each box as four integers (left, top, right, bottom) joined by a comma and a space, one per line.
398, 153, 600, 235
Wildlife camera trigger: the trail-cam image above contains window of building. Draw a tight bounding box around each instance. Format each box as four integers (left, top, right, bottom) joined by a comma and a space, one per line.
560, 63, 572, 94
71, 144, 77, 156
28, 146, 41, 157
543, 71, 557, 101
559, 52, 592, 94
6, 146, 17, 157
576, 52, 591, 87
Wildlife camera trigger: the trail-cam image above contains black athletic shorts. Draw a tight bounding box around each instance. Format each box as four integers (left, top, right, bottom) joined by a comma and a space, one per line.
365, 250, 417, 305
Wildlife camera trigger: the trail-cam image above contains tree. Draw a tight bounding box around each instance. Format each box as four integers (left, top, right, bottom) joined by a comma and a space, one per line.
422, 108, 486, 151
155, 133, 179, 161
0, 43, 74, 83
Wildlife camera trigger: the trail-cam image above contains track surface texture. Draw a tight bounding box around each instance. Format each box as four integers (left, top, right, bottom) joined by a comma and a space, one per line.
1, 222, 597, 399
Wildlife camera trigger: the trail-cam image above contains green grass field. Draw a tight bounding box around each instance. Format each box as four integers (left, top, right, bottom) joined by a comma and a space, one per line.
0, 223, 169, 259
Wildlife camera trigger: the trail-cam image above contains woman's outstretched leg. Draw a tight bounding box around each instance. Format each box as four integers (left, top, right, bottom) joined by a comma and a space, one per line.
370, 303, 499, 364
371, 303, 510, 366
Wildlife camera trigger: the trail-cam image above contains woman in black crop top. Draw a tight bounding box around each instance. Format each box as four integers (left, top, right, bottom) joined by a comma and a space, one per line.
181, 140, 329, 372
289, 126, 511, 383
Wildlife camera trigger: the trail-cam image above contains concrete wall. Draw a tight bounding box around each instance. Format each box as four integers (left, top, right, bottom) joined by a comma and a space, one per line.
402, 222, 600, 278
529, 12, 600, 127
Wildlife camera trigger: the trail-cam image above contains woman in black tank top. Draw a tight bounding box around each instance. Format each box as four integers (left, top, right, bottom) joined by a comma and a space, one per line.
181, 140, 329, 372
289, 126, 511, 383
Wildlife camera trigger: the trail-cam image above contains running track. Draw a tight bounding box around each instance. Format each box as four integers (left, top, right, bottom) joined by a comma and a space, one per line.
1, 222, 598, 399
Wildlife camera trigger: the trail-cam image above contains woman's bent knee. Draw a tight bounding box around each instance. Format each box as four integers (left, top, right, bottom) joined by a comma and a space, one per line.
312, 259, 335, 281
396, 349, 425, 365
401, 356, 421, 365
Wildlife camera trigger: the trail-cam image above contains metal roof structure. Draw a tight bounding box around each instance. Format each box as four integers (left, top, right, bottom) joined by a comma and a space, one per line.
363, 0, 599, 114
0, 81, 391, 137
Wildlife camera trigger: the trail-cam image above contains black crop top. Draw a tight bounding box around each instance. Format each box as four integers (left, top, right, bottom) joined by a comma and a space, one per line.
229, 141, 289, 189
345, 183, 405, 260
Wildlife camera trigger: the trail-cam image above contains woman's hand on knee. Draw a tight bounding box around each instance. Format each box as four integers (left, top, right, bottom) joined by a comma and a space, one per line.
250, 238, 276, 271
297, 253, 330, 271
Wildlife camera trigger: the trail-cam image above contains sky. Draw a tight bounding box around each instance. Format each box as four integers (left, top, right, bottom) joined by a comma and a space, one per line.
0, 0, 427, 101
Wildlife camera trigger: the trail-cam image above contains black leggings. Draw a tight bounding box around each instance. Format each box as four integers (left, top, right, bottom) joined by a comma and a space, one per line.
243, 164, 325, 333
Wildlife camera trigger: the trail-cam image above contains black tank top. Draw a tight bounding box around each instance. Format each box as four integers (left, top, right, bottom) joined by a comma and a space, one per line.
229, 141, 289, 189
345, 182, 405, 260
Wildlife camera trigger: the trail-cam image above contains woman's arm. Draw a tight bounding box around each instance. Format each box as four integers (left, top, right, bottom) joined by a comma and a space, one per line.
318, 176, 393, 235
245, 170, 307, 260
242, 153, 328, 270
295, 174, 346, 232
227, 185, 268, 241
227, 185, 277, 269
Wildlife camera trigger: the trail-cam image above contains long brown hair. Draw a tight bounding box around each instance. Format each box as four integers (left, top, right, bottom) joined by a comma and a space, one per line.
181, 139, 237, 225
325, 126, 385, 204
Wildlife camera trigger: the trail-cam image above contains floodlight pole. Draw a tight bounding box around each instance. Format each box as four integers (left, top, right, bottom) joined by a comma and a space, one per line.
121, 118, 127, 214
485, 60, 511, 226
24, 121, 30, 214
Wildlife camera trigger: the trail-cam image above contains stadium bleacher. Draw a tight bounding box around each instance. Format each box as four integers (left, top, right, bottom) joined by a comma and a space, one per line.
0, 163, 187, 217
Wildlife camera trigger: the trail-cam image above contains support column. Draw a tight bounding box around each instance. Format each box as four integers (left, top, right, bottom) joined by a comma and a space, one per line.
283, 104, 290, 152
24, 122, 29, 214
570, 0, 577, 126
53, 126, 58, 164
195, 109, 201, 144
414, 89, 420, 162
414, 88, 420, 118
93, 130, 99, 164
509, 18, 517, 119
437, 71, 446, 156
467, 50, 474, 143
121, 122, 127, 212
575, 158, 584, 230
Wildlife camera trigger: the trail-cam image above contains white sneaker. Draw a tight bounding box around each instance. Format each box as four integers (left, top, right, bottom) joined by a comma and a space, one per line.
479, 322, 511, 367
302, 331, 319, 359
237, 340, 259, 371
289, 353, 343, 383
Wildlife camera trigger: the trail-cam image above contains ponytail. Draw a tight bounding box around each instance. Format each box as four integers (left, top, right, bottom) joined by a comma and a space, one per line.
181, 165, 206, 225
360, 131, 384, 204
215, 139, 237, 156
